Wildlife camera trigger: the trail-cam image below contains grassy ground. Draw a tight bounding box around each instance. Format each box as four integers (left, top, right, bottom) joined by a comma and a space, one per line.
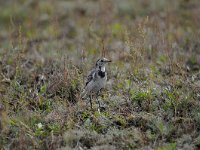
0, 0, 200, 149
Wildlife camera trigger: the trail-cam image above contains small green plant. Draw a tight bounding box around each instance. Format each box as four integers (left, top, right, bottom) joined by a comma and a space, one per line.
35, 122, 45, 137
157, 143, 176, 150
112, 23, 124, 37
47, 122, 61, 134
154, 118, 169, 137
84, 118, 96, 131
194, 111, 200, 126
113, 115, 127, 127
130, 89, 152, 101
162, 88, 180, 112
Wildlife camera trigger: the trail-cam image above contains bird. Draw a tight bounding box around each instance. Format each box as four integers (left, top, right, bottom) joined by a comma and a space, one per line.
81, 57, 111, 109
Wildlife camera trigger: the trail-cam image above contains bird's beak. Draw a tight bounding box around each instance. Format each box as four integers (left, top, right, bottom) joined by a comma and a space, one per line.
104, 58, 112, 63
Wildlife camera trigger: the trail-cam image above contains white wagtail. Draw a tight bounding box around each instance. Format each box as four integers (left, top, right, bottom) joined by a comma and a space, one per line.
81, 58, 111, 109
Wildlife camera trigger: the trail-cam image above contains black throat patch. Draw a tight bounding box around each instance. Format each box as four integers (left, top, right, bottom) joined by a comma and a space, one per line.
98, 70, 105, 78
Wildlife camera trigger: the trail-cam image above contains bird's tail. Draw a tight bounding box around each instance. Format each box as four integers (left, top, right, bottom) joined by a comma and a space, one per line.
80, 89, 87, 99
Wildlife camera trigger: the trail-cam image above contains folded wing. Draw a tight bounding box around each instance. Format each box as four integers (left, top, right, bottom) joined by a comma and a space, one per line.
85, 69, 96, 86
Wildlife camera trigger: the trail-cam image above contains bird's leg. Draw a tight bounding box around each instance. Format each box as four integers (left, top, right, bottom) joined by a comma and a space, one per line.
96, 91, 101, 109
89, 95, 93, 109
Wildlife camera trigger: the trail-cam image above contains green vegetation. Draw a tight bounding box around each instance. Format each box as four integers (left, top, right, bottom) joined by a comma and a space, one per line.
0, 0, 200, 149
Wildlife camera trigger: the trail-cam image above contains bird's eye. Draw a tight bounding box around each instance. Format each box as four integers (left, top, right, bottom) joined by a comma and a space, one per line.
100, 60, 103, 62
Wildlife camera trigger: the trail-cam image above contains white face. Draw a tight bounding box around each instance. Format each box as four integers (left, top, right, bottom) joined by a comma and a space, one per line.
101, 66, 105, 72
96, 58, 111, 67
95, 58, 111, 72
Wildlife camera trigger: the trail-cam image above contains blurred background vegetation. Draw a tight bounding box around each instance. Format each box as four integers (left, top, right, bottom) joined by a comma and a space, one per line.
0, 0, 200, 149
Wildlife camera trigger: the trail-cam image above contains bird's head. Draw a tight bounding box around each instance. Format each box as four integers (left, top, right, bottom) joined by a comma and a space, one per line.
95, 57, 111, 70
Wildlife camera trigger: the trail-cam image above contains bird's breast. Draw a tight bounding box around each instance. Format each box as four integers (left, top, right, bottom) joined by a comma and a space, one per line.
98, 70, 106, 78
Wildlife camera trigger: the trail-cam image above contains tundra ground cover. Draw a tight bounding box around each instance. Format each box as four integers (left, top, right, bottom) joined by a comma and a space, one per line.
0, 0, 200, 149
